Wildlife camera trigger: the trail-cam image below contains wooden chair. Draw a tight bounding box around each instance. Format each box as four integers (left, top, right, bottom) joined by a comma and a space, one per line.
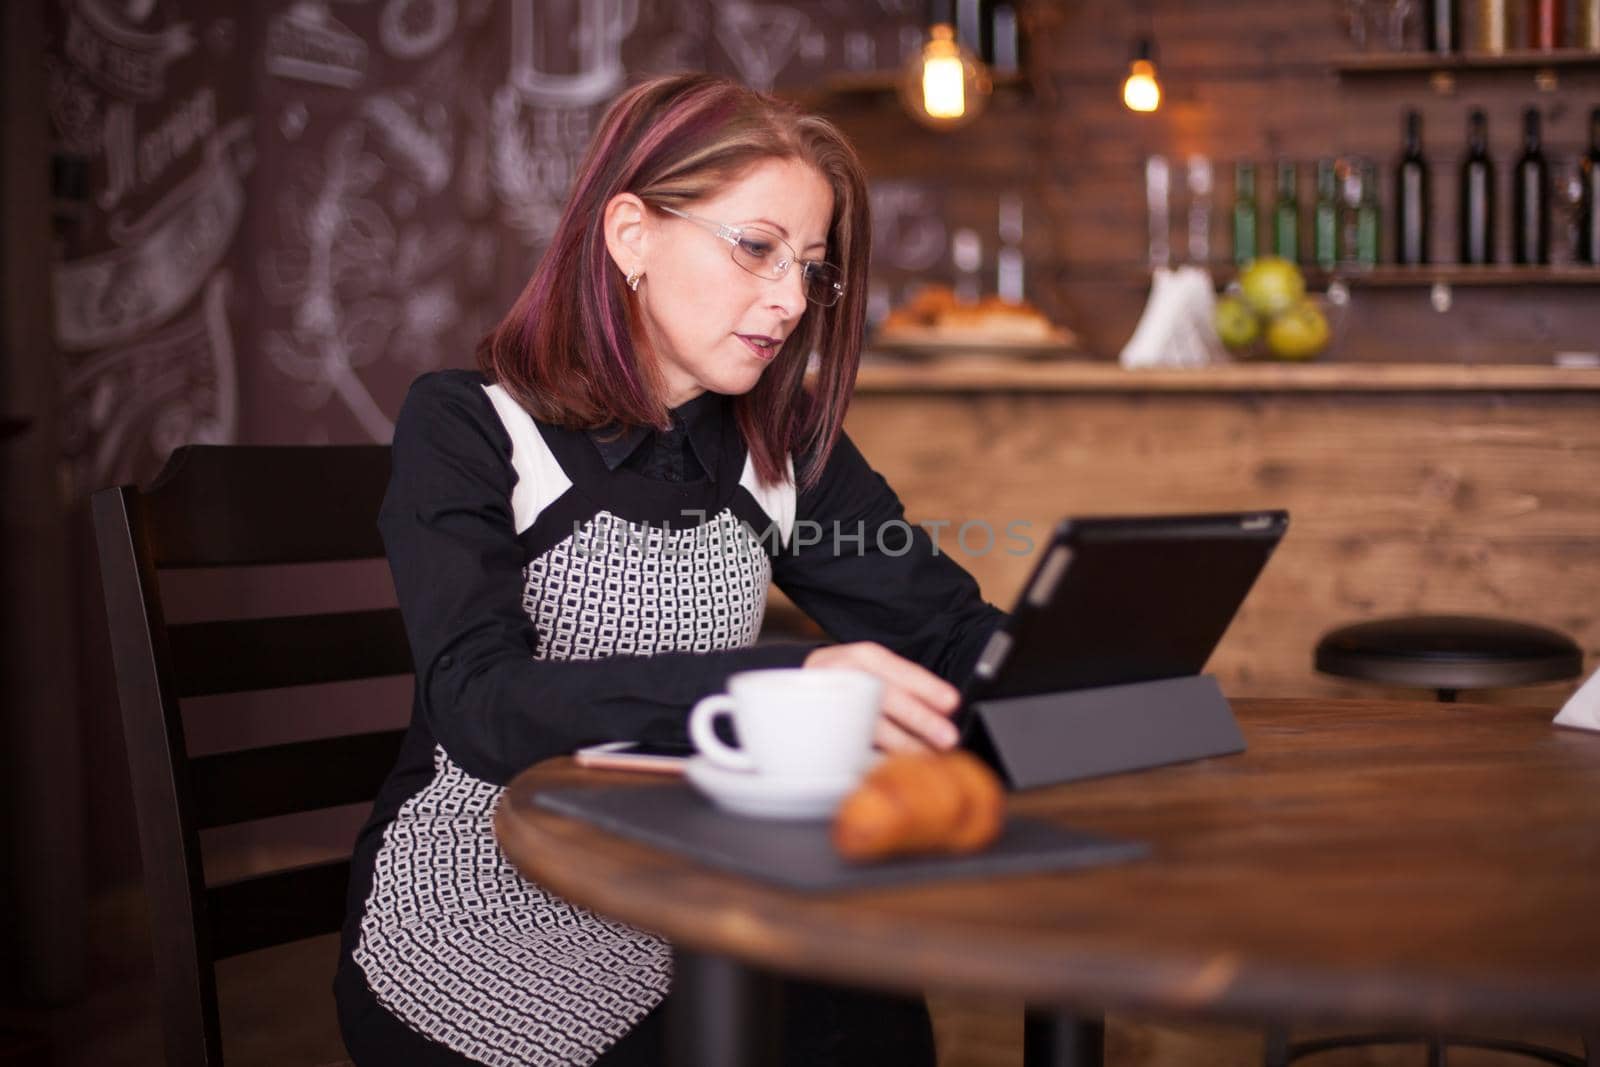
92, 445, 411, 1067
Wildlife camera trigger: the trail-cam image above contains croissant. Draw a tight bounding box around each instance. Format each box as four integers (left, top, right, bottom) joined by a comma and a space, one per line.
832, 751, 1005, 862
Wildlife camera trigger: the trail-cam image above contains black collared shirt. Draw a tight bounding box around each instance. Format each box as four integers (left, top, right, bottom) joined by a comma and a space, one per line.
589, 389, 723, 484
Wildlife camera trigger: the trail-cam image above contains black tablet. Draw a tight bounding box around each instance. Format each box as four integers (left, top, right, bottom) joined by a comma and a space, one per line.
961, 510, 1289, 706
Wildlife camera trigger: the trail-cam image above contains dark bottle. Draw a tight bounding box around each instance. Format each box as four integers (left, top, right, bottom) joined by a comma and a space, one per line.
1425, 0, 1460, 52
1233, 162, 1258, 266
1512, 108, 1549, 265
1313, 159, 1339, 269
1396, 111, 1430, 265
1272, 161, 1299, 262
1580, 108, 1600, 265
1459, 110, 1495, 265
1529, 0, 1562, 50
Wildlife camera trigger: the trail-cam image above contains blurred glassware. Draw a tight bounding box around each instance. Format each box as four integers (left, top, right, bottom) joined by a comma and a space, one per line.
1339, 0, 1373, 49
1553, 158, 1586, 266
1381, 0, 1416, 50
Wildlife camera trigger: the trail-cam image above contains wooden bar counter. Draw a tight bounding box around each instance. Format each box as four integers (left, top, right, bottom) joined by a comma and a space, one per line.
840, 360, 1600, 705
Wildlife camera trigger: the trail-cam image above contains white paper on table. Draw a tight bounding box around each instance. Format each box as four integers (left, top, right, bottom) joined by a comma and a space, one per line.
1552, 667, 1600, 733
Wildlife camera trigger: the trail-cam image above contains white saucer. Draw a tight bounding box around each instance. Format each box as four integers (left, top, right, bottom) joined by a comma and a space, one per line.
683, 756, 859, 821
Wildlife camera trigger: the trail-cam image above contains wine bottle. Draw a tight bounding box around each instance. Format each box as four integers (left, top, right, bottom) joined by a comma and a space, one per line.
1233, 162, 1258, 266
1460, 110, 1495, 265
1581, 0, 1600, 49
1477, 0, 1508, 53
1425, 0, 1459, 52
1513, 108, 1549, 265
1396, 111, 1430, 265
1580, 108, 1600, 265
1273, 161, 1299, 262
1355, 160, 1381, 266
1313, 159, 1339, 270
1529, 0, 1562, 50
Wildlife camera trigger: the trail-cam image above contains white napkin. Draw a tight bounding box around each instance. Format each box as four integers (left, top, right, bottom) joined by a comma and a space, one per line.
1118, 266, 1231, 369
1553, 666, 1600, 733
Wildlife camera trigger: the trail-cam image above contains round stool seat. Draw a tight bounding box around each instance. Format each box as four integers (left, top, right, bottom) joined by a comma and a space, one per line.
1315, 614, 1583, 694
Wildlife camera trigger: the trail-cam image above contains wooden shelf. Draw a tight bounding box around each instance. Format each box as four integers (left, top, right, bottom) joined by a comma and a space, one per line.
1332, 265, 1600, 287
1112, 265, 1600, 289
1333, 48, 1600, 74
852, 359, 1600, 394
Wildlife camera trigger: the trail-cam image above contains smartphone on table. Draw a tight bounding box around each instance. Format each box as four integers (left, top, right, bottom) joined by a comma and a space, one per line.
573, 739, 695, 775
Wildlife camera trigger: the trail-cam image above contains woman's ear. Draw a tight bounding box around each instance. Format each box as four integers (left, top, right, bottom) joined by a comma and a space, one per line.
603, 193, 649, 279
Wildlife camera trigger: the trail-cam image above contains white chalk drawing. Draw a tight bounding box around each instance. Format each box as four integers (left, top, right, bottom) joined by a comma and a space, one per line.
63, 0, 195, 102
361, 93, 453, 194
261, 124, 469, 441
46, 56, 103, 154
488, 87, 593, 243
870, 181, 947, 272
797, 30, 827, 65
280, 100, 311, 141
100, 87, 217, 211
55, 117, 254, 352
63, 269, 237, 491
380, 0, 457, 60
138, 86, 218, 190
99, 101, 136, 209
509, 0, 637, 106
713, 3, 809, 91
267, 1, 368, 89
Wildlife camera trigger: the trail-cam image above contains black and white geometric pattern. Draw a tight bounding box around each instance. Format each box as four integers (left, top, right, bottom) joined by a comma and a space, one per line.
352, 501, 774, 1065
525, 509, 770, 661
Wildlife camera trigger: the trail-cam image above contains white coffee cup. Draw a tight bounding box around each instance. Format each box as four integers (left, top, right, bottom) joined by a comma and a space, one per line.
688, 668, 883, 782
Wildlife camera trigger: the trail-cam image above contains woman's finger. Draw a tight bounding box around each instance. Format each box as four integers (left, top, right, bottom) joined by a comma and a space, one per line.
879, 685, 960, 750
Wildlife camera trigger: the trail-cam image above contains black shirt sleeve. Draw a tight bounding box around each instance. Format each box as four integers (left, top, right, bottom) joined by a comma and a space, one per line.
771, 431, 1008, 685
380, 372, 815, 785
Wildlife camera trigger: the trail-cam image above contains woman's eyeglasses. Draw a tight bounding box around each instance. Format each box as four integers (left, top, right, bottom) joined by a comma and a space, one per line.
657, 205, 845, 308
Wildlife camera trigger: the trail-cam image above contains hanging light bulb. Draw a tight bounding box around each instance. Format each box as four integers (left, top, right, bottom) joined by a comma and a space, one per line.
1122, 39, 1162, 113
900, 23, 990, 131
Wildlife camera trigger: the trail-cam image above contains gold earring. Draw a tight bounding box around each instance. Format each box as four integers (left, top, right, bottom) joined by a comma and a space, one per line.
626, 268, 643, 292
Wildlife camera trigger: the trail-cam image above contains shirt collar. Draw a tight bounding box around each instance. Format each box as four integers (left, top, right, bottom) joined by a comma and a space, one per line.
588, 390, 727, 480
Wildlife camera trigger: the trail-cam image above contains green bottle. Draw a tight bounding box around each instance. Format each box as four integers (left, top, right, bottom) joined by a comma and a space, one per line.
1356, 160, 1381, 266
1313, 159, 1339, 269
1273, 161, 1300, 262
1233, 162, 1259, 266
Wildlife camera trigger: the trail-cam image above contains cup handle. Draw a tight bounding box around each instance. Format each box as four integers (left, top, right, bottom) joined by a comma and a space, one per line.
688, 694, 757, 772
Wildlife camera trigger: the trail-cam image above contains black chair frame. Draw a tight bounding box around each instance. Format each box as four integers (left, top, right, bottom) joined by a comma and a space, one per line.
92, 445, 410, 1067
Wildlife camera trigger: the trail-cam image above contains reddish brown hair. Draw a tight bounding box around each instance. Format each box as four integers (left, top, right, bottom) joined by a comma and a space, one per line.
475, 74, 870, 490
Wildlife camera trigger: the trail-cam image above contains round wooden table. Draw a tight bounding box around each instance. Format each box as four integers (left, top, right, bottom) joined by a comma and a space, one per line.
496, 698, 1600, 1066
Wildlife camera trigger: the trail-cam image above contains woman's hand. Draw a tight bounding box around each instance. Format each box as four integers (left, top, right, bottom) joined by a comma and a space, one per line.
803, 642, 962, 753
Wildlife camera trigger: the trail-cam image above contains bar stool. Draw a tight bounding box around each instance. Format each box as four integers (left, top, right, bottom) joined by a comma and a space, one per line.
1314, 614, 1584, 703
1277, 614, 1590, 1066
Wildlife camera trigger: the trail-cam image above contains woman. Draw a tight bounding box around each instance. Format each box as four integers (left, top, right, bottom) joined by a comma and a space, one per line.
336, 74, 1006, 1066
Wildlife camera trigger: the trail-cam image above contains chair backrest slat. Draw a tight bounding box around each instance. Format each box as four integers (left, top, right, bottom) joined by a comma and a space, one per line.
190, 730, 407, 830
169, 609, 413, 698
142, 445, 391, 567
207, 860, 353, 961
92, 444, 406, 1067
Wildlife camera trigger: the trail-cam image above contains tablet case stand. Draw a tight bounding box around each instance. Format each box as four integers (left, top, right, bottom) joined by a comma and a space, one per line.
967, 674, 1244, 790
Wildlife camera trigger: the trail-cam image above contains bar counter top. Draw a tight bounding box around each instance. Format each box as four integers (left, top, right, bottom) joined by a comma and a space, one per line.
852, 358, 1600, 394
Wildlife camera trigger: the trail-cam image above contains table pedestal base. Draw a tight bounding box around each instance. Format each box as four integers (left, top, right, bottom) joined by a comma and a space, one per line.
1025, 1009, 1106, 1067
665, 949, 781, 1067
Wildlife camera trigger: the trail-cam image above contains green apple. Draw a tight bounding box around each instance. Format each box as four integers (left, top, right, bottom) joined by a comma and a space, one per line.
1265, 299, 1330, 360
1239, 256, 1307, 318
1214, 295, 1262, 352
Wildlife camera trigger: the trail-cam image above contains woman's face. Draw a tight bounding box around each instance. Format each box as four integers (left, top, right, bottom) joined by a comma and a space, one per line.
635, 158, 834, 408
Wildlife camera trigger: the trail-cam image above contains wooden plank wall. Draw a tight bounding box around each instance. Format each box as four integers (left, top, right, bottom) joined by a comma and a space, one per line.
818, 1, 1600, 363
843, 388, 1600, 707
